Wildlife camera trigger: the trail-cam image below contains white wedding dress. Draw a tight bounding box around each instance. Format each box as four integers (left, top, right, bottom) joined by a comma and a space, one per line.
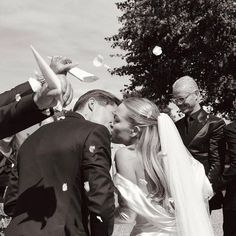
115, 173, 176, 236
114, 113, 215, 236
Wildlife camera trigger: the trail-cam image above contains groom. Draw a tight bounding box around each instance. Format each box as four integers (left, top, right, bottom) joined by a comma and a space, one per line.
4, 90, 120, 236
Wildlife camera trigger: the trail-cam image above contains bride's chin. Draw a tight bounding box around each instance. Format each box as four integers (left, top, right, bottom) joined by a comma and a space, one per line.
111, 136, 119, 144
111, 136, 125, 145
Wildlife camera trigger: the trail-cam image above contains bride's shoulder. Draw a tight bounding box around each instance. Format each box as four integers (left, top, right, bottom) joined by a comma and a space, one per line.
114, 146, 138, 184
115, 146, 136, 161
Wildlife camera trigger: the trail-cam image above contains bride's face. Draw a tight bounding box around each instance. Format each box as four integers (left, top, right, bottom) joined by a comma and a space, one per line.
111, 103, 134, 145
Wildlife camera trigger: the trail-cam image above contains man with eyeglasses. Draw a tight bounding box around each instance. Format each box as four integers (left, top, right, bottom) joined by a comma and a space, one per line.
172, 75, 225, 212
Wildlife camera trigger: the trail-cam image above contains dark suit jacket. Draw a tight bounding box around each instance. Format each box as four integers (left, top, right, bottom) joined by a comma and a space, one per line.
0, 82, 51, 139
175, 108, 225, 209
213, 121, 236, 210
0, 82, 33, 107
4, 112, 115, 236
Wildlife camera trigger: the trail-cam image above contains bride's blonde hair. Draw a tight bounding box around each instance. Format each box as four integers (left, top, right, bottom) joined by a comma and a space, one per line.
123, 97, 171, 207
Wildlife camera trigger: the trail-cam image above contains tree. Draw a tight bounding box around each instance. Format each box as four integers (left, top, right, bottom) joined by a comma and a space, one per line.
106, 0, 236, 119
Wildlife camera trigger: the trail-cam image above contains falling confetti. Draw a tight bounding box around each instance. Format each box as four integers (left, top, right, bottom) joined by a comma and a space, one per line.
152, 46, 162, 56
93, 55, 110, 69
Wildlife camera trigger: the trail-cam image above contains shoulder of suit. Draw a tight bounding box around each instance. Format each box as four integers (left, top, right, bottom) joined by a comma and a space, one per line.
207, 113, 224, 123
63, 112, 110, 136
224, 121, 236, 132
85, 119, 108, 130
83, 120, 110, 138
205, 115, 225, 132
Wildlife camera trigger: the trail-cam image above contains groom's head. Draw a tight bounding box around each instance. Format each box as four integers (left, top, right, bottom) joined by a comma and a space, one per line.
73, 89, 120, 132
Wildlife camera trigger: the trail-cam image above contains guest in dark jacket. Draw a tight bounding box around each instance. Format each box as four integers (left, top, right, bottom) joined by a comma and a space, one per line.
213, 97, 236, 236
172, 75, 225, 211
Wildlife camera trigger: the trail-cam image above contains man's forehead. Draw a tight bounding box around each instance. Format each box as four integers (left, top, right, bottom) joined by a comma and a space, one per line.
173, 79, 198, 91
173, 87, 191, 96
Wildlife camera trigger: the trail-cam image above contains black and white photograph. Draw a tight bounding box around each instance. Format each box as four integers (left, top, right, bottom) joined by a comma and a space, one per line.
0, 0, 235, 235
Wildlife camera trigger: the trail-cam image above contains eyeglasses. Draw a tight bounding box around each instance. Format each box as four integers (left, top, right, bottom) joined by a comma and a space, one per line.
172, 92, 196, 104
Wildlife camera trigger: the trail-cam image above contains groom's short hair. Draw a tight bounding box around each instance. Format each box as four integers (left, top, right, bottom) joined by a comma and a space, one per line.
73, 89, 121, 112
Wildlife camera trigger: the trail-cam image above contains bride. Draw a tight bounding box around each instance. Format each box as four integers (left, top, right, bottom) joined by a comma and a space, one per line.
111, 97, 215, 236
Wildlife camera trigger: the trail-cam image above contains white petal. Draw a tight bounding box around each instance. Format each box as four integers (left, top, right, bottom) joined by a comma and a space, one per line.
84, 181, 90, 192
152, 46, 162, 56
89, 145, 96, 153
93, 55, 104, 67
62, 183, 68, 191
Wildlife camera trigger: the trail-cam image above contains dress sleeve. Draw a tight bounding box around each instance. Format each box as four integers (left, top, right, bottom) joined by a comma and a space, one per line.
114, 188, 136, 224
114, 174, 176, 233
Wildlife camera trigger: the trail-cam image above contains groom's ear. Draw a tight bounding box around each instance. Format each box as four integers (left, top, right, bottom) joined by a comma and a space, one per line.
130, 126, 140, 138
88, 98, 96, 111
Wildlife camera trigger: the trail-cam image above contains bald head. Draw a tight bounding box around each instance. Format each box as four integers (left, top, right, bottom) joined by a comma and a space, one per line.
172, 76, 199, 93
172, 76, 201, 115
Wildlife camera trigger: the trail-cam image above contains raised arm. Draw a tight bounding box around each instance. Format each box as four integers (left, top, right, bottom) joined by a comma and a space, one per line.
0, 82, 33, 107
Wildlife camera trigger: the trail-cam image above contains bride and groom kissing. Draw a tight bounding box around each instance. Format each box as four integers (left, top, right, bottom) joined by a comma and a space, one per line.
3, 57, 215, 236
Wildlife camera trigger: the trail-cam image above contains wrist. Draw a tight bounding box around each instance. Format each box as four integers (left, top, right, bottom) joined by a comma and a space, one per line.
33, 92, 45, 110
33, 93, 56, 116
28, 77, 44, 92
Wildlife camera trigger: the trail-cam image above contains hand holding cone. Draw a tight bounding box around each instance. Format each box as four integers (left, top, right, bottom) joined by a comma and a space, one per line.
31, 45, 62, 93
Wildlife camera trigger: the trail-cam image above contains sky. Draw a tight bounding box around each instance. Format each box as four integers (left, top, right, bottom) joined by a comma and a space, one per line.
0, 0, 130, 101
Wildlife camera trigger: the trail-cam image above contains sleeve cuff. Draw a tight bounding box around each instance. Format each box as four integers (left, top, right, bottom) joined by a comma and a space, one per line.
28, 77, 42, 92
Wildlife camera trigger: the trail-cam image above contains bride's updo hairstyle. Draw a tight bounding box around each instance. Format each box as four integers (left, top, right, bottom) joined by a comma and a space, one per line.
122, 97, 171, 208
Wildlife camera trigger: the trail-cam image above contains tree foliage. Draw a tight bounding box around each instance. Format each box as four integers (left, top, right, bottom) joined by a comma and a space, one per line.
106, 0, 236, 118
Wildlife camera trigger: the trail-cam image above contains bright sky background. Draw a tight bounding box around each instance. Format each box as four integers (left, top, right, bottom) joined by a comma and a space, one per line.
0, 0, 130, 102
0, 0, 132, 137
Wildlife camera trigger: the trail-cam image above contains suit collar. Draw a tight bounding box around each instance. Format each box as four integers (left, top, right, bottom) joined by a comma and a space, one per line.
65, 111, 86, 120
188, 108, 208, 123
187, 109, 210, 146
197, 108, 209, 122
179, 108, 209, 147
